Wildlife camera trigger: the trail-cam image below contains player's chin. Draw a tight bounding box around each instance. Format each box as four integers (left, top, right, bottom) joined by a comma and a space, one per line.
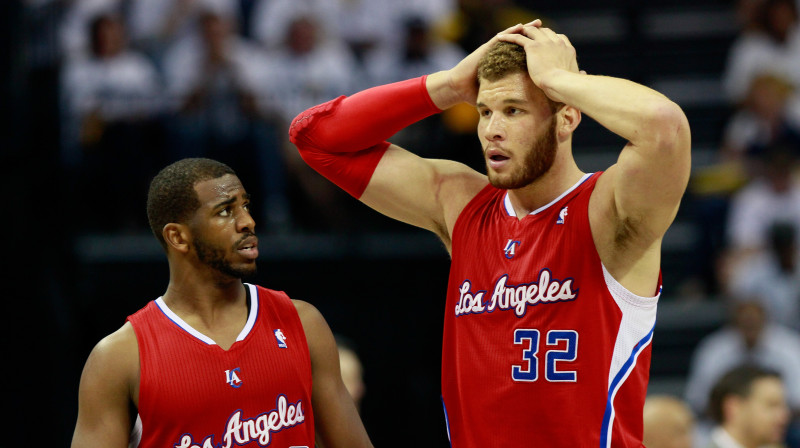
231, 261, 258, 279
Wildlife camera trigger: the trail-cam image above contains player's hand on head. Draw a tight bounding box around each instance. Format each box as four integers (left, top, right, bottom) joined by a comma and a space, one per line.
444, 20, 542, 105
497, 25, 580, 85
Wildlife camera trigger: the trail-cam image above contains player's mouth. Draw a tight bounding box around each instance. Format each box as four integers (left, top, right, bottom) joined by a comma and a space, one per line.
486, 148, 510, 170
236, 236, 259, 260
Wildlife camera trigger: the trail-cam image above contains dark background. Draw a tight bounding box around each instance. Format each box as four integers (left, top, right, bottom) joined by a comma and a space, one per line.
3, 0, 739, 446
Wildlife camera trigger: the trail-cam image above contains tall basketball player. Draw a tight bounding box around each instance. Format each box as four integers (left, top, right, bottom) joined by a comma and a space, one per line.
71, 158, 373, 448
289, 20, 691, 447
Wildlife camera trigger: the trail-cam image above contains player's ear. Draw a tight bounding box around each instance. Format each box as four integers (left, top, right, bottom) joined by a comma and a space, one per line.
163, 223, 191, 253
557, 106, 581, 139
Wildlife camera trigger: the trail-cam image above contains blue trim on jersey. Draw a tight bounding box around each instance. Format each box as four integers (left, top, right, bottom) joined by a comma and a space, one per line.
441, 396, 452, 447
599, 323, 656, 448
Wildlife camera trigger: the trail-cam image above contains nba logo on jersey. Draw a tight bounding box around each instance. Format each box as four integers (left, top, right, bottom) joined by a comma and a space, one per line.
557, 206, 568, 224
503, 239, 521, 259
225, 368, 243, 388
274, 329, 288, 348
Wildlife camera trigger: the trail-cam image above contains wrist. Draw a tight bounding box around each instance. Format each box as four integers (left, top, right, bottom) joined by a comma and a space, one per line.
426, 71, 467, 110
532, 68, 574, 103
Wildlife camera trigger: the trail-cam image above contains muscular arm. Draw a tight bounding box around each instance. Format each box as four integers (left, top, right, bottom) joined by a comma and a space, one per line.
294, 300, 373, 448
503, 27, 691, 239
501, 27, 691, 293
71, 323, 139, 448
289, 24, 534, 247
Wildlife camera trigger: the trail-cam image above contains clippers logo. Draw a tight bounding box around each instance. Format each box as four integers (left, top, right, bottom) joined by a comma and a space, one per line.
504, 239, 521, 259
557, 206, 568, 225
274, 329, 287, 348
225, 368, 242, 388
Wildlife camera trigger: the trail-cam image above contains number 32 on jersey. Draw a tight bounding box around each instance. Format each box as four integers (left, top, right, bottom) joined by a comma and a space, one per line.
512, 329, 578, 382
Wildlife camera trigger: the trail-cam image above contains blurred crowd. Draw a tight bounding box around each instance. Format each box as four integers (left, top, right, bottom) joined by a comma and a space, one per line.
25, 0, 543, 234
14, 0, 800, 446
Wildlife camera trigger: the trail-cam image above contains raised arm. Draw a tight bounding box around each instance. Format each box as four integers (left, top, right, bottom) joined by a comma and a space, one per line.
71, 324, 139, 448
499, 26, 691, 292
502, 26, 690, 238
293, 300, 373, 448
289, 23, 537, 247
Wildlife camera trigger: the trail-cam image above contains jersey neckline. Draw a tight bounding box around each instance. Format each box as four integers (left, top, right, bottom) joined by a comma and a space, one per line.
503, 172, 594, 218
154, 283, 259, 346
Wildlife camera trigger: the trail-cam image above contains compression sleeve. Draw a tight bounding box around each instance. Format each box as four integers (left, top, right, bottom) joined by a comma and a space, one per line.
288, 75, 442, 198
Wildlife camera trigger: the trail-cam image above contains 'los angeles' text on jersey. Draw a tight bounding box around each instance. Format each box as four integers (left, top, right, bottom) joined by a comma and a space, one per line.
442, 173, 660, 448
127, 284, 316, 448
454, 269, 578, 317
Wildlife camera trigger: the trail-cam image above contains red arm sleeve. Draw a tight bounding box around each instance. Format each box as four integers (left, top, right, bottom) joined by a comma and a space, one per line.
288, 76, 442, 198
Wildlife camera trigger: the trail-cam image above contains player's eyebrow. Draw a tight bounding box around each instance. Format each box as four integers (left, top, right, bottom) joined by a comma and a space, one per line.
476, 98, 527, 108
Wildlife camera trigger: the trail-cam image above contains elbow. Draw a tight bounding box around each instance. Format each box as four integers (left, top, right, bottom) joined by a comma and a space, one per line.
646, 99, 691, 153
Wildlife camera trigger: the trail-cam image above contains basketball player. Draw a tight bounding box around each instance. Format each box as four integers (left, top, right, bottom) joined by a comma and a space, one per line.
71, 158, 373, 448
289, 20, 691, 446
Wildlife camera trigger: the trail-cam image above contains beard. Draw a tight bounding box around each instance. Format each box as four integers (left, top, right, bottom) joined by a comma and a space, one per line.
194, 234, 257, 279
487, 116, 558, 190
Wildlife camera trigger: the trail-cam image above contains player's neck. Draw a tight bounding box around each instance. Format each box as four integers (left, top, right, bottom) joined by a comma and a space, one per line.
506, 160, 584, 219
162, 268, 247, 318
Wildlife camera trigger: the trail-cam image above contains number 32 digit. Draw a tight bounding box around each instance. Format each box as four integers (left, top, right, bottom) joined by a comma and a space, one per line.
512, 329, 578, 382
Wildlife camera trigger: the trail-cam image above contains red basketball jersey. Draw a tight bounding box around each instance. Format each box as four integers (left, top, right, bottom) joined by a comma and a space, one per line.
127, 283, 315, 448
442, 173, 660, 448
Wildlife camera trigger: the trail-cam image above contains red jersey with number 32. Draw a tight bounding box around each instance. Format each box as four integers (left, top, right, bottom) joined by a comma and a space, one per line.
442, 172, 660, 448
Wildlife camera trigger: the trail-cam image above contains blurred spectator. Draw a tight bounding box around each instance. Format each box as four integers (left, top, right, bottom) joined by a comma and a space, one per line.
722, 142, 800, 276
705, 364, 790, 448
250, 0, 454, 61
59, 0, 121, 59
728, 222, 800, 331
162, 8, 290, 231
440, 0, 538, 56
60, 11, 164, 231
722, 0, 800, 105
684, 300, 800, 421
335, 335, 366, 411
720, 73, 800, 166
249, 0, 340, 51
364, 15, 464, 87
257, 13, 356, 121
361, 15, 465, 158
257, 12, 361, 231
642, 395, 696, 448
126, 0, 239, 66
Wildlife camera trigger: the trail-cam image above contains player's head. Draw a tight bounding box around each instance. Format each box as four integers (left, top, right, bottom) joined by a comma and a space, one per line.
642, 395, 695, 448
475, 42, 577, 189
708, 364, 789, 446
477, 41, 563, 113
147, 158, 258, 279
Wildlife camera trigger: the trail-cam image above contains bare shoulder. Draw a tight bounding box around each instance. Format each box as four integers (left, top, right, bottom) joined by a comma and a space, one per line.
291, 299, 324, 326
84, 322, 139, 383
290, 300, 338, 364
363, 145, 488, 248
291, 300, 332, 340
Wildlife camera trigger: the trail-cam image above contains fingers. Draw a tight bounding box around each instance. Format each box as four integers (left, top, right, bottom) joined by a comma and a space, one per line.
496, 32, 529, 46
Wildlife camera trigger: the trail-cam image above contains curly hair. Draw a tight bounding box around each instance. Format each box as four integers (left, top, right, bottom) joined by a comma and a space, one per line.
477, 41, 528, 82
147, 158, 236, 249
477, 41, 561, 112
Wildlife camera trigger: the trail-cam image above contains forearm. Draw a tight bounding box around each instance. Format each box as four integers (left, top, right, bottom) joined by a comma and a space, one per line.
538, 69, 688, 150
290, 76, 441, 154
289, 76, 442, 197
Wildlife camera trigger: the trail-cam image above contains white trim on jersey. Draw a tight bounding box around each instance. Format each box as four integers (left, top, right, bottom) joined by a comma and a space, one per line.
599, 264, 659, 448
129, 414, 142, 448
154, 283, 259, 346
502, 172, 594, 217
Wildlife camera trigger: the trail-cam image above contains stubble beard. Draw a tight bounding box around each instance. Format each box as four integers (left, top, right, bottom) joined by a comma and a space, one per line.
194, 235, 257, 279
487, 117, 558, 190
